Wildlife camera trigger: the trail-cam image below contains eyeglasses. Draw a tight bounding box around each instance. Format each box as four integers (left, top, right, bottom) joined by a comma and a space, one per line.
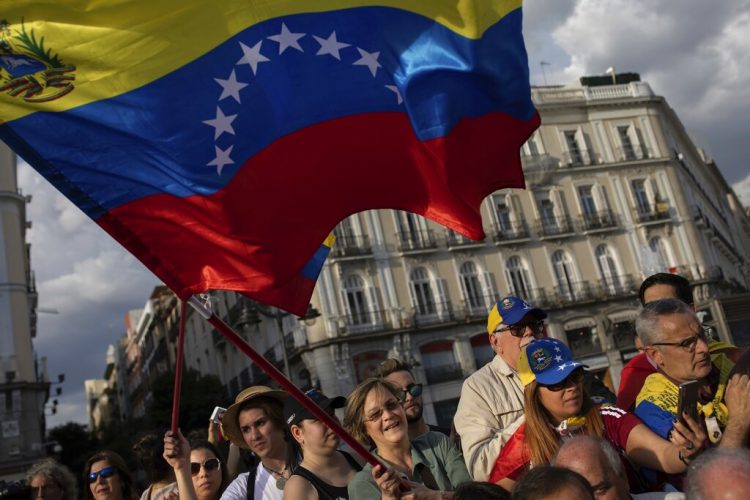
364, 399, 402, 422
88, 466, 117, 483
649, 326, 709, 353
398, 383, 423, 402
191, 458, 221, 476
540, 368, 585, 392
495, 320, 545, 338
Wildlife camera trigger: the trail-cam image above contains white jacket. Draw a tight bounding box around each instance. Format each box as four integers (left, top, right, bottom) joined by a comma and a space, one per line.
454, 354, 525, 481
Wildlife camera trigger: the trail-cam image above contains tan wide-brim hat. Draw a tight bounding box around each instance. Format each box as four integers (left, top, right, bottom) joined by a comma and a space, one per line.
221, 386, 287, 449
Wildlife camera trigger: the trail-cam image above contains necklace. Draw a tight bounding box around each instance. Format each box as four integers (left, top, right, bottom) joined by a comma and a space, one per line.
263, 463, 288, 490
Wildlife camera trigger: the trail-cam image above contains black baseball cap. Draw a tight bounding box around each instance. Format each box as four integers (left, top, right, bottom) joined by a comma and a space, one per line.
283, 389, 346, 427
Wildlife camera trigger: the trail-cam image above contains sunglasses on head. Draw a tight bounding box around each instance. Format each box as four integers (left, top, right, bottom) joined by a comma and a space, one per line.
540, 368, 585, 392
190, 458, 221, 476
88, 466, 117, 483
398, 383, 423, 402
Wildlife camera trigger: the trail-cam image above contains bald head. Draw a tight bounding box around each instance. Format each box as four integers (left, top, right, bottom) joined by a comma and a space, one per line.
553, 436, 630, 500
687, 448, 750, 500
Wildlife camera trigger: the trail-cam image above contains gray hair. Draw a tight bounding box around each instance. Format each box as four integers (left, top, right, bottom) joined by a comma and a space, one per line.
26, 458, 78, 500
686, 448, 750, 500
552, 435, 623, 476
635, 298, 695, 346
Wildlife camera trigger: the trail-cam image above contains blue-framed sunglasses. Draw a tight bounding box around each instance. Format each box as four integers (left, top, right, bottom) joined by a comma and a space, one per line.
88, 466, 117, 483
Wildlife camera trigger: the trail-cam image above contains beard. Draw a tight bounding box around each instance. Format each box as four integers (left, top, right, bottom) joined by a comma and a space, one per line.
405, 403, 424, 423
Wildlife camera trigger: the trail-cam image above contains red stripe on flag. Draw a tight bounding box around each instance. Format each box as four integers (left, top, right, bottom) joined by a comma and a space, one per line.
97, 111, 538, 313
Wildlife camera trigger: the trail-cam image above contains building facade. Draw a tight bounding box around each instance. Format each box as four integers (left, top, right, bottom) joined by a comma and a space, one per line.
0, 145, 49, 479
99, 76, 750, 432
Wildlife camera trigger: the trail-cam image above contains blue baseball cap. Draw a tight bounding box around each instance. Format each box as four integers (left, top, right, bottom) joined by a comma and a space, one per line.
518, 338, 585, 387
487, 295, 547, 335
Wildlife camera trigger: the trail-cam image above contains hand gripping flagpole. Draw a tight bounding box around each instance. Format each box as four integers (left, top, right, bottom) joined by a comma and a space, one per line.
170, 300, 188, 434
187, 296, 384, 469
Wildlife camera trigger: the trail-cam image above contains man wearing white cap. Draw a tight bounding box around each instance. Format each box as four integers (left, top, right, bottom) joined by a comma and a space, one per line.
454, 295, 547, 481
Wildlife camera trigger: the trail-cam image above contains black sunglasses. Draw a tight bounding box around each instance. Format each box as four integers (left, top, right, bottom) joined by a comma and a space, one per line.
540, 368, 584, 392
398, 383, 423, 401
495, 320, 545, 338
88, 466, 117, 483
190, 458, 221, 476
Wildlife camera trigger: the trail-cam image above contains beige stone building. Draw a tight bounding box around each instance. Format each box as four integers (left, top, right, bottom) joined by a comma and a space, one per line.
0, 144, 49, 479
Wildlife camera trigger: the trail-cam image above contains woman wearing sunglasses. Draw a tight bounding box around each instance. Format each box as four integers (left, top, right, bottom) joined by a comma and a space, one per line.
344, 378, 471, 499
84, 450, 138, 500
282, 390, 361, 500
488, 338, 707, 491
163, 432, 229, 500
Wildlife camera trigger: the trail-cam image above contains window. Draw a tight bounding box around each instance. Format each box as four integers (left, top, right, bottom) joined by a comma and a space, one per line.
353, 351, 388, 383
649, 236, 672, 272
420, 341, 461, 384
471, 334, 493, 369
410, 268, 436, 316
433, 398, 461, 429
459, 262, 484, 311
612, 320, 637, 350
565, 325, 603, 357
564, 131, 583, 165
333, 217, 356, 246
631, 179, 651, 214
595, 245, 621, 294
578, 185, 597, 217
344, 275, 370, 325
618, 126, 636, 160
496, 201, 513, 232
539, 198, 556, 228
506, 256, 531, 299
552, 250, 576, 301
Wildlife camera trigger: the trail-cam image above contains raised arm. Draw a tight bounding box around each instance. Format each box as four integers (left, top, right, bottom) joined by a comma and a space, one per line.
164, 429, 198, 500
625, 414, 706, 474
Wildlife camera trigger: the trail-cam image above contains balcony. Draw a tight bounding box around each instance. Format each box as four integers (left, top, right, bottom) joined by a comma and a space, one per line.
397, 229, 438, 253
330, 234, 372, 259
560, 149, 598, 167
338, 309, 394, 335
493, 222, 531, 244
614, 145, 651, 162
521, 153, 558, 187
578, 210, 620, 232
413, 302, 455, 327
522, 288, 552, 309
597, 275, 637, 298
535, 215, 576, 238
423, 363, 464, 385
445, 230, 485, 249
461, 295, 497, 320
554, 282, 595, 304
634, 204, 671, 224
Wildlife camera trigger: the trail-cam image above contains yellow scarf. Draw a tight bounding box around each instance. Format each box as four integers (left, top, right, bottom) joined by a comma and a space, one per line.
635, 353, 734, 429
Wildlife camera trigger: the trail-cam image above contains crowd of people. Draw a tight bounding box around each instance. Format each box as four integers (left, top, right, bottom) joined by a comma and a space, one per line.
13, 273, 750, 499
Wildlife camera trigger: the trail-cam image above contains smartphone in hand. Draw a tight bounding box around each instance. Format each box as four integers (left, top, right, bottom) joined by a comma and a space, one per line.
677, 380, 699, 426
210, 406, 226, 424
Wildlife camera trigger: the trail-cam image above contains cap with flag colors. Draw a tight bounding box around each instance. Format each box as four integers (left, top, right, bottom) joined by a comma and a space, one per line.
487, 295, 547, 335
0, 0, 539, 314
518, 338, 585, 388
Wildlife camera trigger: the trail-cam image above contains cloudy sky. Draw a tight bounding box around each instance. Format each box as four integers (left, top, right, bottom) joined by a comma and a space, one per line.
19, 0, 750, 428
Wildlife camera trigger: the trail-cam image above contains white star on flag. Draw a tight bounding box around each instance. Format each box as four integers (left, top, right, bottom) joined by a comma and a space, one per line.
353, 47, 382, 77
236, 41, 269, 75
268, 23, 305, 54
554, 346, 561, 352
554, 355, 563, 362
558, 363, 568, 371
203, 106, 237, 139
385, 85, 403, 104
207, 145, 234, 175
215, 69, 248, 103
313, 31, 350, 60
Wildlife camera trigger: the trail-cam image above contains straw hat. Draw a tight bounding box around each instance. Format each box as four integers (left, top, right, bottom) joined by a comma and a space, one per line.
221, 386, 287, 449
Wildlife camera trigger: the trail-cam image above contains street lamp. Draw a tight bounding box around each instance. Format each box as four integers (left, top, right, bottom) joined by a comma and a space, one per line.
233, 299, 320, 379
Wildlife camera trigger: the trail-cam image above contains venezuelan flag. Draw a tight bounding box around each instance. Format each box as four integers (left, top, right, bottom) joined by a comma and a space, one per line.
0, 1, 539, 315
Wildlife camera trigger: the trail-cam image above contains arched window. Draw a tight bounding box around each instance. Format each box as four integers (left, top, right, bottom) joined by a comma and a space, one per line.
410, 267, 437, 316
505, 256, 531, 299
420, 341, 461, 384
343, 275, 370, 325
595, 245, 621, 294
552, 250, 576, 301
460, 262, 484, 312
649, 236, 673, 272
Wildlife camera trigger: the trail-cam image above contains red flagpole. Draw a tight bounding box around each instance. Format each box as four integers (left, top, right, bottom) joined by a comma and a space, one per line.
170, 300, 188, 434
188, 297, 383, 469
